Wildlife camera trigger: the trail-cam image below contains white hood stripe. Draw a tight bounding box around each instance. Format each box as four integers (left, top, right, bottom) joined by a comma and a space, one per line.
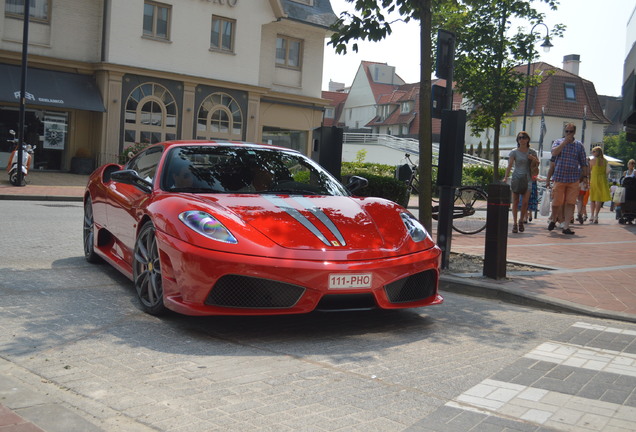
264, 195, 332, 247
292, 196, 346, 246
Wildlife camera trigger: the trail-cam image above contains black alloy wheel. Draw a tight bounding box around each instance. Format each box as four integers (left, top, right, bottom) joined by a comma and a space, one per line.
133, 221, 166, 315
83, 197, 101, 263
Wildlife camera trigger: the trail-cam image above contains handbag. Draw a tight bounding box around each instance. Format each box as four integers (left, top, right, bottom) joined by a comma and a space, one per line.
539, 188, 551, 216
613, 186, 626, 203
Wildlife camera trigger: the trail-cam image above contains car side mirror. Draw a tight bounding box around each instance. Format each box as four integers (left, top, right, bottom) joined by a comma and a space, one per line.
110, 169, 152, 193
345, 175, 369, 193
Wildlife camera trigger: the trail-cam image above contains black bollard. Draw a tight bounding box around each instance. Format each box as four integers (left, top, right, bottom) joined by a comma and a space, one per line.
483, 183, 511, 279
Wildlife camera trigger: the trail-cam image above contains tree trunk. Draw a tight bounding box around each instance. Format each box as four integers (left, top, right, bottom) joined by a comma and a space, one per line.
418, 0, 433, 232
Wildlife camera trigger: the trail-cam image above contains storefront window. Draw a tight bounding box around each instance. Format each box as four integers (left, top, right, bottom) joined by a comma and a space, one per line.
262, 127, 307, 153
196, 92, 243, 140
5, 0, 50, 22
124, 82, 177, 146
0, 107, 67, 170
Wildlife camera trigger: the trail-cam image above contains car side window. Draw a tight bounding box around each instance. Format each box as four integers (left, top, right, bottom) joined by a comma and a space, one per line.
127, 146, 163, 183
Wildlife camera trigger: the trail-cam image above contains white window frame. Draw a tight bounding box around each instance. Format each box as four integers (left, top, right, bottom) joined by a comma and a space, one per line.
564, 83, 576, 101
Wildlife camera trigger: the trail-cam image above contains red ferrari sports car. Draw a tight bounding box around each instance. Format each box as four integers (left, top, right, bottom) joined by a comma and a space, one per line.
83, 141, 442, 316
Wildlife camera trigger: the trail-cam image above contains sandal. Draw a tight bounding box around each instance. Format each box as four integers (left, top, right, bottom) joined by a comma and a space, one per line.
518, 221, 524, 232
512, 223, 518, 233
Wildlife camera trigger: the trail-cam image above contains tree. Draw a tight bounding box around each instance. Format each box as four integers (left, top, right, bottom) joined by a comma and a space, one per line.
434, 0, 563, 181
329, 0, 435, 232
604, 131, 636, 168
328, 0, 563, 228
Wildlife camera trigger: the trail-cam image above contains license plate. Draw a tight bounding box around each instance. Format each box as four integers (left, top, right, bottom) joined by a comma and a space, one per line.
328, 273, 372, 289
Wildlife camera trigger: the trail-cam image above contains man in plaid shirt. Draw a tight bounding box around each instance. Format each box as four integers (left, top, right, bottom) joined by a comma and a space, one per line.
549, 123, 589, 234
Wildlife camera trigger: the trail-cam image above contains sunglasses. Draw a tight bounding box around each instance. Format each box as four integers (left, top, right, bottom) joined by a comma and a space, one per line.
565, 130, 575, 133
518, 135, 529, 139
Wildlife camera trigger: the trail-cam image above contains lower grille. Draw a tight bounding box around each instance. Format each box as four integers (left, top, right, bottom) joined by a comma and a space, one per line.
205, 275, 305, 309
315, 293, 377, 311
384, 270, 437, 303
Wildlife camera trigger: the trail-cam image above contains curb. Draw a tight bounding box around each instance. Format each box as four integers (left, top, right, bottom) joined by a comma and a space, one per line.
0, 195, 83, 202
440, 274, 636, 324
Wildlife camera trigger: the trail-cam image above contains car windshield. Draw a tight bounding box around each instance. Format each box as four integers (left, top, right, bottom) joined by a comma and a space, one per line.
161, 145, 349, 196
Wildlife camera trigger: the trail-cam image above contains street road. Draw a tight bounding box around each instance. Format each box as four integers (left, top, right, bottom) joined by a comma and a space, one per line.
1, 201, 635, 431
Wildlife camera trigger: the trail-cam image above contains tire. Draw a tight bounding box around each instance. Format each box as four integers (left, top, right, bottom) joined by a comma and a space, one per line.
133, 221, 167, 315
83, 197, 102, 263
9, 170, 20, 186
451, 187, 488, 235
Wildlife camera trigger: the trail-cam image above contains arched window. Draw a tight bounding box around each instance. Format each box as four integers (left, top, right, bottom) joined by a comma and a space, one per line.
197, 92, 243, 140
123, 83, 177, 146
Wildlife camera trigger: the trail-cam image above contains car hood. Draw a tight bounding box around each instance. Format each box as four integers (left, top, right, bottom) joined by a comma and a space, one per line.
207, 194, 433, 253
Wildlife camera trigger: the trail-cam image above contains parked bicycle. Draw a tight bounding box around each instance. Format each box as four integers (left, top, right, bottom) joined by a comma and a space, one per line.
396, 154, 488, 235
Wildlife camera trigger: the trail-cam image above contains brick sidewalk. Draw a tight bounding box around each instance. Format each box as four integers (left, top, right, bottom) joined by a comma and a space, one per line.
0, 404, 45, 432
442, 207, 636, 320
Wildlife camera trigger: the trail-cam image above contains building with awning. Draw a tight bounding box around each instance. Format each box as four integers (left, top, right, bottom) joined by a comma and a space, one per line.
0, 0, 337, 172
0, 64, 105, 113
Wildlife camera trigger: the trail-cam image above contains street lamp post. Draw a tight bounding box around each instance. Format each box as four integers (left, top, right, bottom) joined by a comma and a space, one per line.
522, 23, 553, 132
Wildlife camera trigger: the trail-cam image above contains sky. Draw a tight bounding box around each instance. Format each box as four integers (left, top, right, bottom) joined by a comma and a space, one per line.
322, 0, 636, 97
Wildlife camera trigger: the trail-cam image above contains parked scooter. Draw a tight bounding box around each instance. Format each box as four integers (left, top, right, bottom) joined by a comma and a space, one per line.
6, 129, 35, 186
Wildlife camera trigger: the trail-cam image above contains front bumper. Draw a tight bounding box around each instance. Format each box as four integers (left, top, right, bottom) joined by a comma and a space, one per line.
156, 231, 442, 316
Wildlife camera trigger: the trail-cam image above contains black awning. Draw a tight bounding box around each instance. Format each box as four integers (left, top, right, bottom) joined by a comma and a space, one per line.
0, 64, 105, 112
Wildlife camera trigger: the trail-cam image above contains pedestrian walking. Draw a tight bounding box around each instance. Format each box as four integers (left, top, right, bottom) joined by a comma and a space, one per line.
589, 146, 611, 223
548, 123, 589, 235
624, 159, 636, 179
610, 181, 618, 212
576, 177, 589, 224
504, 131, 539, 233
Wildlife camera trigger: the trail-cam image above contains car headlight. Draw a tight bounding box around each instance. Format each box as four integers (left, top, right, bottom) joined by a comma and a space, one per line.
400, 212, 428, 242
178, 211, 238, 244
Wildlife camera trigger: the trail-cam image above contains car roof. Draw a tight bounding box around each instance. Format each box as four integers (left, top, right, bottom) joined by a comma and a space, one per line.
157, 140, 299, 154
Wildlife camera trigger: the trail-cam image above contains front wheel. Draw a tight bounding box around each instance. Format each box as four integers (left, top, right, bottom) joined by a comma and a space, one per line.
133, 221, 167, 315
83, 197, 101, 263
451, 187, 488, 235
9, 170, 21, 186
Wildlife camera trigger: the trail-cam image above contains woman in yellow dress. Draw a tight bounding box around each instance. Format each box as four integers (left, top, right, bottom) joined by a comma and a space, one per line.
589, 146, 611, 223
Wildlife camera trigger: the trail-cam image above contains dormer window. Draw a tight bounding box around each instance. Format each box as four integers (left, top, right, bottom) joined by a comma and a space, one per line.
376, 104, 392, 121
401, 101, 413, 113
564, 83, 576, 101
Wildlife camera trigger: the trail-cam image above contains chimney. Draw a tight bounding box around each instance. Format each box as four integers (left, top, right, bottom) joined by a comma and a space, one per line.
563, 54, 581, 75
328, 80, 345, 92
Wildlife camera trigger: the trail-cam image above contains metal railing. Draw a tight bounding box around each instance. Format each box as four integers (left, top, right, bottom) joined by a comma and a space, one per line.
343, 132, 493, 167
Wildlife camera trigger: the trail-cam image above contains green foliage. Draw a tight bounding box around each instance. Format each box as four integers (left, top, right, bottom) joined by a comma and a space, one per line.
462, 165, 506, 188
328, 1, 423, 55
351, 173, 408, 203
342, 161, 407, 203
341, 161, 502, 204
355, 148, 368, 163
434, 0, 564, 137
342, 161, 396, 177
604, 132, 636, 169
118, 142, 150, 164
433, 0, 564, 180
